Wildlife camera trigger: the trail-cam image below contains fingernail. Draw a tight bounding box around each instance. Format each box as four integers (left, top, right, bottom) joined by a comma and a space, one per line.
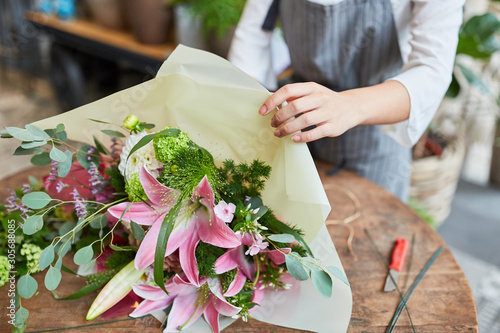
292, 134, 301, 142
259, 105, 267, 115
275, 129, 281, 137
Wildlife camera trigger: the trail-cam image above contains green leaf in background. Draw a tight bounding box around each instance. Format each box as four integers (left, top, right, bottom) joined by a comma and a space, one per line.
77, 259, 96, 275
56, 124, 65, 132
6, 127, 36, 141
52, 281, 103, 300
89, 214, 108, 229
326, 266, 350, 286
76, 144, 99, 169
267, 233, 295, 243
14, 146, 43, 156
39, 245, 55, 271
14, 306, 29, 327
22, 191, 52, 209
285, 254, 309, 281
252, 205, 268, 221
130, 221, 145, 241
22, 215, 44, 235
46, 128, 68, 144
17, 275, 38, 299
45, 266, 62, 291
31, 152, 52, 166
26, 124, 50, 140
94, 136, 110, 155
49, 147, 68, 163
28, 176, 39, 187
109, 243, 137, 252
57, 151, 73, 177
445, 73, 461, 98
74, 246, 94, 266
88, 118, 111, 124
311, 269, 333, 298
55, 235, 73, 258
457, 13, 500, 58
58, 221, 76, 237
457, 63, 491, 94
102, 129, 126, 138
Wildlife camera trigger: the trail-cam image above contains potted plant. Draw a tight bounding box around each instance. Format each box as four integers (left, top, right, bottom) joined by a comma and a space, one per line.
171, 0, 246, 58
410, 12, 500, 226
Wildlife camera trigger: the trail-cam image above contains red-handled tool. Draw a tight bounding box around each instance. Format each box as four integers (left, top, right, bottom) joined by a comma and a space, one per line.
383, 238, 409, 292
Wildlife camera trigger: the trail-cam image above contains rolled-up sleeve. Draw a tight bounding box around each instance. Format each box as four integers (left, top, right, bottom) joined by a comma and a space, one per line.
384, 0, 465, 147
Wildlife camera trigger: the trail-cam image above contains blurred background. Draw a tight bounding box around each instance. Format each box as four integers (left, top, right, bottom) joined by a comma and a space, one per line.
0, 0, 499, 331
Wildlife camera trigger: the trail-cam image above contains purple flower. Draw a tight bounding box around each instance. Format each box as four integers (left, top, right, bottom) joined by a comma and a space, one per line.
46, 160, 59, 183
71, 188, 87, 220
56, 181, 68, 193
6, 186, 33, 223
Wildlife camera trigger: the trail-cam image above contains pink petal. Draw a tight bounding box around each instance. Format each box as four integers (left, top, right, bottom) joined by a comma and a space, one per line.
249, 284, 265, 313
195, 207, 241, 248
135, 221, 163, 270
130, 298, 174, 318
203, 300, 221, 333
165, 291, 204, 332
179, 230, 201, 286
108, 202, 162, 226
165, 213, 195, 256
214, 250, 238, 274
102, 291, 142, 319
224, 269, 246, 297
192, 176, 215, 206
266, 248, 291, 265
241, 233, 253, 246
132, 283, 167, 301
207, 279, 241, 317
139, 166, 179, 208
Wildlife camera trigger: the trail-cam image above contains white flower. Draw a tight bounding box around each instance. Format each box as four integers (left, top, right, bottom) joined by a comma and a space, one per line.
118, 131, 161, 180
214, 200, 236, 223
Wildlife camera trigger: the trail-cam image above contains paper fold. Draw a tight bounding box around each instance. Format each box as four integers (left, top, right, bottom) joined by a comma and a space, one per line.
33, 45, 351, 333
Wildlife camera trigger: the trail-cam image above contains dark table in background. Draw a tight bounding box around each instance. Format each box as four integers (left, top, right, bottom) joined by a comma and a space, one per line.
0, 162, 478, 332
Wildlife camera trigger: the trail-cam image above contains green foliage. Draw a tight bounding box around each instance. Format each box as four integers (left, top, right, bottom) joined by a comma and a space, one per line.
220, 269, 238, 294
17, 275, 38, 298
195, 241, 226, 278
105, 165, 126, 194
172, 0, 246, 37
153, 128, 191, 163
225, 282, 257, 321
219, 159, 271, 201
408, 198, 437, 228
22, 192, 52, 210
105, 250, 136, 270
125, 173, 148, 202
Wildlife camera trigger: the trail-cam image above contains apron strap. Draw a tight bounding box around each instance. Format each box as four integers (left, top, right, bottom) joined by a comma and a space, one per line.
262, 0, 281, 31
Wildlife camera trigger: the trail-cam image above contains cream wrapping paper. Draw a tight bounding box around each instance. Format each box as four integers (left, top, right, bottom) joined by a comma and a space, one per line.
33, 45, 352, 332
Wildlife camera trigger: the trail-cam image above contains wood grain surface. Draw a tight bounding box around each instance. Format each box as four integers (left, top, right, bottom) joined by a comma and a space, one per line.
0, 162, 478, 332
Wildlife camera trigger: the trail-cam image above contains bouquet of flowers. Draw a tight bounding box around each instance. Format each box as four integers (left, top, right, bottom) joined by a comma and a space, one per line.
1, 45, 352, 333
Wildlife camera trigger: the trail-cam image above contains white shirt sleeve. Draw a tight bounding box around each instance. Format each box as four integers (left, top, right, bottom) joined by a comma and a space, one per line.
384, 0, 465, 147
228, 0, 277, 90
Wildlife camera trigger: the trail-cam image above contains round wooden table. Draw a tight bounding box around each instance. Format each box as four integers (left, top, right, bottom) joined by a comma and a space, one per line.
0, 162, 478, 332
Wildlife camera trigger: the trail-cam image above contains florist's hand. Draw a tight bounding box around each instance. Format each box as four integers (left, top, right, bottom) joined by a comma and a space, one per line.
259, 83, 361, 143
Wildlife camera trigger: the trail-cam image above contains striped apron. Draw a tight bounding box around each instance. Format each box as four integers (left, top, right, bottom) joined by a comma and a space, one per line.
267, 0, 411, 201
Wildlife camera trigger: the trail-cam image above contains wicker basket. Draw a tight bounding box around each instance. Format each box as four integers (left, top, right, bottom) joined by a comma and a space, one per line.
410, 135, 466, 226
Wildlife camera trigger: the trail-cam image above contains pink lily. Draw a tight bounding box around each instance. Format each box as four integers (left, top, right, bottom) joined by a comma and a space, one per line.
108, 166, 241, 284
131, 275, 241, 333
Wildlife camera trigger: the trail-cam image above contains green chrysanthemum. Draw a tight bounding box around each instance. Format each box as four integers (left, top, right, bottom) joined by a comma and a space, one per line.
125, 173, 148, 202
0, 256, 10, 287
153, 127, 191, 163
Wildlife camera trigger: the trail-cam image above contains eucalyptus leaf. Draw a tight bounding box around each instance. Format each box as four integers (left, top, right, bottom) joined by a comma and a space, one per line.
14, 146, 43, 156
55, 256, 63, 271
31, 152, 52, 166
21, 140, 46, 149
76, 144, 99, 169
94, 136, 110, 155
6, 127, 35, 142
56, 123, 65, 133
130, 221, 145, 241
267, 233, 295, 244
109, 243, 137, 252
78, 259, 97, 275
102, 129, 125, 138
252, 205, 268, 221
14, 306, 29, 327
45, 266, 62, 291
17, 275, 38, 299
311, 269, 333, 298
326, 266, 350, 286
53, 280, 103, 300
22, 215, 44, 235
55, 236, 72, 257
26, 124, 50, 140
89, 214, 107, 229
74, 246, 94, 266
57, 151, 73, 177
58, 221, 77, 236
28, 176, 39, 187
22, 191, 52, 209
50, 147, 68, 163
39, 245, 55, 271
285, 254, 309, 281
247, 197, 263, 210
